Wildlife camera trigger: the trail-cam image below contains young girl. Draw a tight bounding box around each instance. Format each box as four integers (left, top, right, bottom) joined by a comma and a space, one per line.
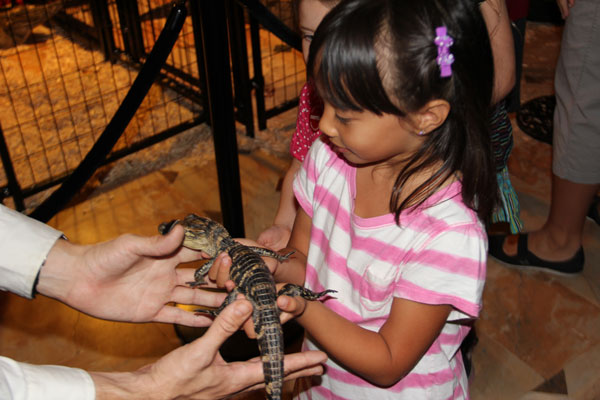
258, 0, 523, 253
218, 0, 497, 398
278, 0, 497, 397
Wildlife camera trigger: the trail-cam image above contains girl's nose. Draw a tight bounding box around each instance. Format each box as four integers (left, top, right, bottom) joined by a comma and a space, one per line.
319, 103, 337, 138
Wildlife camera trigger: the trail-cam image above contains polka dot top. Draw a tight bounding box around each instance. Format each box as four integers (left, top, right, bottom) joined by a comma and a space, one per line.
290, 80, 324, 162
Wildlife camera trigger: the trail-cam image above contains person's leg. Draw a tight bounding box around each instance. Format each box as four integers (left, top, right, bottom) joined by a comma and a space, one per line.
489, 0, 600, 272
499, 177, 598, 262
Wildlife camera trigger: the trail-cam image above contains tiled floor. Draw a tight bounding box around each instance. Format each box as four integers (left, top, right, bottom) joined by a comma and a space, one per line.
0, 21, 599, 399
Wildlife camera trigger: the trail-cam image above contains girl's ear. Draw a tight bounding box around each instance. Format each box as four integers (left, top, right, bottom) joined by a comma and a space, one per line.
414, 99, 450, 135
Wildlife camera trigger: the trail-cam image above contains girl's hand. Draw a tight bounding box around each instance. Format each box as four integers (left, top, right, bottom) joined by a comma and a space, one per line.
277, 291, 308, 319
257, 224, 292, 251
239, 283, 306, 339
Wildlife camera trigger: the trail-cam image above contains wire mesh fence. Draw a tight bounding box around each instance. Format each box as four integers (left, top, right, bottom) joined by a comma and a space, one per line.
257, 0, 305, 111
0, 0, 202, 208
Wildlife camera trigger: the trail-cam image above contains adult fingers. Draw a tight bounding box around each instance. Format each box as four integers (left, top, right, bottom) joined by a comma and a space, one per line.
243, 350, 327, 392
154, 305, 214, 327
283, 351, 327, 376
170, 285, 226, 308
188, 300, 253, 356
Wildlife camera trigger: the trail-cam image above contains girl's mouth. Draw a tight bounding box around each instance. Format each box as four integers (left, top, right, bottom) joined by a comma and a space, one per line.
328, 140, 347, 153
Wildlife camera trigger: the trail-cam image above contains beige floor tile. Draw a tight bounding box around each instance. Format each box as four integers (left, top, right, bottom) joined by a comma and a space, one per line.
480, 259, 600, 379
470, 333, 543, 399
520, 393, 569, 400
564, 343, 600, 400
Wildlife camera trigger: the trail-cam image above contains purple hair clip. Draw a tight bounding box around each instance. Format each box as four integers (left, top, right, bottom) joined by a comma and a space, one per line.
434, 26, 454, 78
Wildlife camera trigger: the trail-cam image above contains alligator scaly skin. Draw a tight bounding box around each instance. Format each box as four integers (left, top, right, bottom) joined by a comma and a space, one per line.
159, 214, 334, 400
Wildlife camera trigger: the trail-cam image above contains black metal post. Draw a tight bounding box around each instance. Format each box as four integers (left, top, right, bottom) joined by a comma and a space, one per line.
249, 15, 267, 130
115, 0, 145, 61
0, 124, 25, 210
89, 0, 117, 62
229, 2, 255, 138
194, 0, 245, 237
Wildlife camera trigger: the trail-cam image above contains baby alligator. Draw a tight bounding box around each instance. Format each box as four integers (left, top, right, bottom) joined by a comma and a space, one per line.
158, 214, 334, 400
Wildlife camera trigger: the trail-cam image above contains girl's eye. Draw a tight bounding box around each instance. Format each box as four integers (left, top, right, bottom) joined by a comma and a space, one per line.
335, 114, 352, 124
302, 34, 314, 42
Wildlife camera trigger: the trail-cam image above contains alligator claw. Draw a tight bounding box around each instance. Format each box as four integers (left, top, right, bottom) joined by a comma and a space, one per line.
187, 280, 208, 288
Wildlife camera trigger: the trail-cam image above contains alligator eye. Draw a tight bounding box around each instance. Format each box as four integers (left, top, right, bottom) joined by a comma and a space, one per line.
158, 219, 179, 234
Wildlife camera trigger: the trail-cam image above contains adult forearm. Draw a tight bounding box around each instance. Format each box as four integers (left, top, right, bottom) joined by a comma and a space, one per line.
36, 238, 87, 305
90, 372, 142, 400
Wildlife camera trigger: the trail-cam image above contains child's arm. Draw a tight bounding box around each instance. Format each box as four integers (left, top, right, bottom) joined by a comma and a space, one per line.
481, 0, 516, 103
257, 159, 302, 250
279, 294, 452, 386
277, 210, 453, 387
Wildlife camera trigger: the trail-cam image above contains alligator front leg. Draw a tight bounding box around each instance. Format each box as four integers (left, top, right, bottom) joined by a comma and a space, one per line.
277, 284, 336, 300
247, 246, 295, 263
187, 258, 215, 287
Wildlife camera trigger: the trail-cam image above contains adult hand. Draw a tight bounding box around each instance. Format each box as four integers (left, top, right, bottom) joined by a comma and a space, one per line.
37, 225, 224, 327
556, 0, 575, 19
90, 300, 327, 400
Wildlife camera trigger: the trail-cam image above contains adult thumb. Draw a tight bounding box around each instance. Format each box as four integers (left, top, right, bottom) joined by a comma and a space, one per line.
196, 300, 253, 353
131, 224, 185, 257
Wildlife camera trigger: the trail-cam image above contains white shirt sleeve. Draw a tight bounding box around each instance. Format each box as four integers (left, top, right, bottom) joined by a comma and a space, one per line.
0, 205, 96, 400
0, 205, 63, 299
0, 357, 95, 400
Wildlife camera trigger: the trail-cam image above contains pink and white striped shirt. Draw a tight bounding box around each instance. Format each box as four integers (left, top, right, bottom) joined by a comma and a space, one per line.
293, 138, 487, 399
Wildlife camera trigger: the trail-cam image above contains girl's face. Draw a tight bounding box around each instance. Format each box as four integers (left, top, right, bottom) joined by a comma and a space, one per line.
319, 102, 425, 166
299, 0, 334, 64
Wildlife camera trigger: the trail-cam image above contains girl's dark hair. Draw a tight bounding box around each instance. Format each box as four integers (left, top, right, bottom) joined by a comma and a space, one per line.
307, 0, 498, 224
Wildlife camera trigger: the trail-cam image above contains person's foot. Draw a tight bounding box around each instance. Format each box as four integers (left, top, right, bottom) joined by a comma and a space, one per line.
488, 232, 584, 275
587, 196, 600, 226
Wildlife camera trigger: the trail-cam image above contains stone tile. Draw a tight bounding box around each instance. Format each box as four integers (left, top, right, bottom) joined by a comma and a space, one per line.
534, 370, 568, 394
564, 343, 600, 400
470, 333, 543, 399
520, 393, 569, 400
480, 260, 600, 379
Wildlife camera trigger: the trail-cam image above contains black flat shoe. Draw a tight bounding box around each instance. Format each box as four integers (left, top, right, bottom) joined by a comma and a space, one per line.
488, 233, 584, 275
516, 95, 555, 145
